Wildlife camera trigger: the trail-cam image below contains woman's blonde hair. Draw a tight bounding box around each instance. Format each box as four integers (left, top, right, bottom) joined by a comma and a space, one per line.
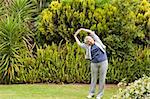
84, 36, 93, 43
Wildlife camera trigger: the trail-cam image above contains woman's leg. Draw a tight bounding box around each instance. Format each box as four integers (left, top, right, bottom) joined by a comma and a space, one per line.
97, 60, 108, 98
89, 62, 98, 95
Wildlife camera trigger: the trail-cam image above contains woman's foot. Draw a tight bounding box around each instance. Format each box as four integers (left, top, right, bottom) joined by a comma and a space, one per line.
96, 96, 102, 99
86, 93, 94, 99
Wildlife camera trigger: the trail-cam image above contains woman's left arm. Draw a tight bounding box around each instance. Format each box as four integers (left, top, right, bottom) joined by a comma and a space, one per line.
80, 28, 106, 49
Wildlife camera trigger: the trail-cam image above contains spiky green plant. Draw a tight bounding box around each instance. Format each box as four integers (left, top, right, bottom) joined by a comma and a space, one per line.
0, 0, 37, 84
0, 16, 26, 83
2, 0, 35, 20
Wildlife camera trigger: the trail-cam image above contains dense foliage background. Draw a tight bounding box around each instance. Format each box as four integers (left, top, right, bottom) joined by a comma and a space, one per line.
0, 0, 149, 84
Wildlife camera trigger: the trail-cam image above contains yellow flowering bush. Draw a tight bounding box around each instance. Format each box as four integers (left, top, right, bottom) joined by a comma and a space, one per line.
38, 0, 149, 44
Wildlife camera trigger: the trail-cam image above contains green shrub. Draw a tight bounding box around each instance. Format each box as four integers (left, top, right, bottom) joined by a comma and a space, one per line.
15, 42, 90, 84
112, 76, 150, 99
107, 47, 150, 83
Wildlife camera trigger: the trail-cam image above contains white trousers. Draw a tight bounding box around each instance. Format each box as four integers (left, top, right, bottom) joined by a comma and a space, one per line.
89, 60, 108, 97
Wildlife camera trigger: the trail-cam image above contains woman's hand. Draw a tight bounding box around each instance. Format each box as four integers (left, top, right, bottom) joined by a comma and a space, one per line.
79, 28, 94, 35
74, 28, 95, 37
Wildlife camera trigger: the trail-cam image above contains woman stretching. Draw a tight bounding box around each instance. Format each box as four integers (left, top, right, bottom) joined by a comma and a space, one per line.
74, 28, 108, 99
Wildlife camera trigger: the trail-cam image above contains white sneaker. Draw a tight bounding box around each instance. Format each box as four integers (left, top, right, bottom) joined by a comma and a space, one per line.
96, 96, 102, 99
86, 94, 94, 99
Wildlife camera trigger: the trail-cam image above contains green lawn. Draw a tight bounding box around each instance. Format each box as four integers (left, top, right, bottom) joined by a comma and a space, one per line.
0, 84, 117, 99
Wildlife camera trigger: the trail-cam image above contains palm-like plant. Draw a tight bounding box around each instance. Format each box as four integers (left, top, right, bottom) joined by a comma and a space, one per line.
0, 0, 37, 83
0, 16, 26, 83
8, 0, 36, 21
0, 0, 5, 17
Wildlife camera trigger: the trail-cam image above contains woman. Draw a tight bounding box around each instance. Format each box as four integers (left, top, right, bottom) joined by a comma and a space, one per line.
74, 28, 108, 99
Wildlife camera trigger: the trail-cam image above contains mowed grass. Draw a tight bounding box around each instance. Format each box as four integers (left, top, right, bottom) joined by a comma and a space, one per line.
0, 84, 118, 99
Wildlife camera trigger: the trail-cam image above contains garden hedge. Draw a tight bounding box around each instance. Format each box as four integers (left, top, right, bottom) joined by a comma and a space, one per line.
11, 42, 149, 84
